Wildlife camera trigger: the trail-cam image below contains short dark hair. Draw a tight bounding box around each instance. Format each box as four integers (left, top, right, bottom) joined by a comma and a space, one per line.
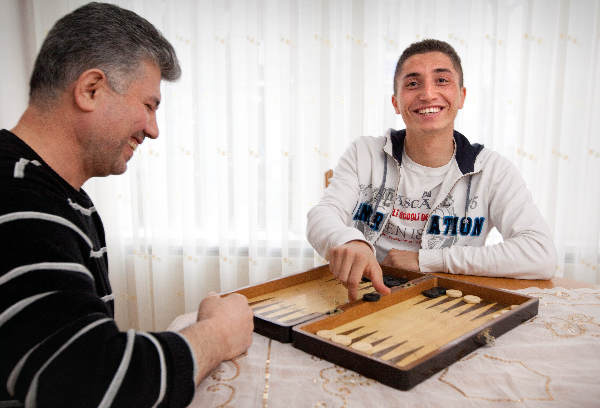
29, 2, 181, 105
393, 39, 463, 94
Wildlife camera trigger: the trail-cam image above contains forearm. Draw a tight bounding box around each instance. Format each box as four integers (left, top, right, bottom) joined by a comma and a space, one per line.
179, 319, 228, 386
419, 231, 557, 279
419, 151, 557, 280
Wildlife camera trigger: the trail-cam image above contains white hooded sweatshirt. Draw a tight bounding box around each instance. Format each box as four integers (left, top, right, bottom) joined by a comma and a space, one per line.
307, 129, 556, 279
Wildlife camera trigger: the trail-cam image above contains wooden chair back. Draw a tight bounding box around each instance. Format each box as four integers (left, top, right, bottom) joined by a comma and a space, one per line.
325, 169, 333, 188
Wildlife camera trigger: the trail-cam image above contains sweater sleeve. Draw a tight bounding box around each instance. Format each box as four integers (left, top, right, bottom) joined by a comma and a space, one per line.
419, 153, 557, 279
306, 139, 374, 259
0, 188, 195, 407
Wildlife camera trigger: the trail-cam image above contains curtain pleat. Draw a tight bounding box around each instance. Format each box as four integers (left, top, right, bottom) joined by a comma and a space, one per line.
8, 0, 596, 331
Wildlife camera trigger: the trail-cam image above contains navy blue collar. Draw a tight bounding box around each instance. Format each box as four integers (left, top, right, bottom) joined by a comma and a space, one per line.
390, 129, 484, 175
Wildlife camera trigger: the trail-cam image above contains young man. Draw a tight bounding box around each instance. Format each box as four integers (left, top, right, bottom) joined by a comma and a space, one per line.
0, 3, 253, 407
307, 39, 556, 301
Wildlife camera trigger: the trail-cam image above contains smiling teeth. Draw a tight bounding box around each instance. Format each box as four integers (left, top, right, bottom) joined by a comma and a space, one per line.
129, 140, 138, 151
418, 107, 441, 114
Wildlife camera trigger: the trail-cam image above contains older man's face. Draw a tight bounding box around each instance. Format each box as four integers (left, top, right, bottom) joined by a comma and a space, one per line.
84, 61, 161, 177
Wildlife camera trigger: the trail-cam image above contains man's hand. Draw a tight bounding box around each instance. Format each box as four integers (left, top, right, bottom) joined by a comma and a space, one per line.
196, 292, 254, 360
327, 240, 391, 301
381, 249, 420, 272
180, 292, 254, 384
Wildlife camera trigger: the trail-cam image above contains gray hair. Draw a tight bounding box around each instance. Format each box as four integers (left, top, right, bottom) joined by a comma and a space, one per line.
29, 2, 180, 105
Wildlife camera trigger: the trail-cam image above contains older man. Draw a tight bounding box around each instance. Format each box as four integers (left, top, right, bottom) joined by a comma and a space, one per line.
0, 3, 253, 407
307, 39, 556, 301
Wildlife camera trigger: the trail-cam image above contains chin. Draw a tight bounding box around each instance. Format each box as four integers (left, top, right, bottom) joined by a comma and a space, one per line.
111, 164, 128, 176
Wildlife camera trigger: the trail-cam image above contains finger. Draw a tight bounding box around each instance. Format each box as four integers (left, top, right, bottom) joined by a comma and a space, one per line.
197, 294, 220, 320
367, 263, 390, 296
347, 256, 368, 301
334, 247, 354, 285
328, 248, 340, 278
225, 292, 247, 303
201, 293, 220, 306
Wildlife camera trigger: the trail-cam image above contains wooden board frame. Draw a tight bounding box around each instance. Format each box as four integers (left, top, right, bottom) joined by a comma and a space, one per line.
228, 265, 426, 342
291, 275, 538, 390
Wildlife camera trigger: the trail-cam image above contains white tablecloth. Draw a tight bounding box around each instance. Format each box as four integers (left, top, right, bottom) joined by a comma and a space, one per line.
168, 288, 600, 407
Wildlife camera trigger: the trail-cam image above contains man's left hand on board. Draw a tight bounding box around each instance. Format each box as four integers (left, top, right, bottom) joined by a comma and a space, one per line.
382, 249, 420, 272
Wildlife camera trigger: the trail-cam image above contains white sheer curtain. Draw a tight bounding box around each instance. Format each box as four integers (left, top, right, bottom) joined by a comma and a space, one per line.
3, 0, 598, 331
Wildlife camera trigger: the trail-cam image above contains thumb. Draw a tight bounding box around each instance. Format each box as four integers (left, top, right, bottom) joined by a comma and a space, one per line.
367, 264, 391, 296
200, 291, 220, 308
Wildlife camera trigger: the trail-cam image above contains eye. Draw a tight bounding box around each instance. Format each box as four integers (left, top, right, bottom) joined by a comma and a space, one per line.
406, 80, 419, 88
437, 77, 449, 84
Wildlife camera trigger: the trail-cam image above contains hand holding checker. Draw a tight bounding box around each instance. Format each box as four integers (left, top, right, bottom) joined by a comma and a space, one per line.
327, 240, 391, 301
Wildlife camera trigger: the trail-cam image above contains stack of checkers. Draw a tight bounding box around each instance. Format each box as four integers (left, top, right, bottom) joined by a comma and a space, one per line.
361, 275, 408, 287
383, 275, 408, 287
422, 287, 482, 304
421, 287, 520, 318
316, 330, 374, 353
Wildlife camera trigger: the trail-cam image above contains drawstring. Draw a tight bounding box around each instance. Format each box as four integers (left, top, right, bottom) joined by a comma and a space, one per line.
464, 175, 472, 217
372, 154, 388, 219
461, 175, 473, 234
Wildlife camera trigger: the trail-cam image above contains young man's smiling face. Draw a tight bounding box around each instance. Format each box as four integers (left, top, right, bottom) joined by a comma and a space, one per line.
392, 51, 466, 137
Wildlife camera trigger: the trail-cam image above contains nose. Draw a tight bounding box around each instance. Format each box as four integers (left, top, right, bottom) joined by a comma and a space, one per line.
419, 79, 435, 100
145, 112, 159, 139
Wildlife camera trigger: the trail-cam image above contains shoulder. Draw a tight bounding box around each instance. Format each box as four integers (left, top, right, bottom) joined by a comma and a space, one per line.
0, 159, 100, 252
1, 134, 62, 199
475, 148, 515, 169
353, 134, 387, 149
335, 135, 387, 163
0, 167, 69, 215
474, 148, 524, 182
346, 132, 390, 159
0, 135, 83, 215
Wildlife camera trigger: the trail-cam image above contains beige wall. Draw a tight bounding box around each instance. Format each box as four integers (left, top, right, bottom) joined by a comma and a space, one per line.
0, 0, 36, 128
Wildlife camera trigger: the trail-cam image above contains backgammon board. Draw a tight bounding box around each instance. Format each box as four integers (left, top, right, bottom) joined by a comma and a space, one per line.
229, 266, 538, 390
231, 265, 426, 342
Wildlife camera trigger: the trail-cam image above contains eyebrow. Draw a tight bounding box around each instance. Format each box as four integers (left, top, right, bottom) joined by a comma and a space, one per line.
433, 68, 452, 75
403, 68, 453, 80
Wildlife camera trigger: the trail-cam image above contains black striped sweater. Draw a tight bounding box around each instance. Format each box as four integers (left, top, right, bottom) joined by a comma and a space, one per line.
0, 130, 195, 407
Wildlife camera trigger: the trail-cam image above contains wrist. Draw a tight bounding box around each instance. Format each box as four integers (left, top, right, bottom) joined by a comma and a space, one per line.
201, 318, 229, 362
180, 318, 228, 384
347, 239, 373, 252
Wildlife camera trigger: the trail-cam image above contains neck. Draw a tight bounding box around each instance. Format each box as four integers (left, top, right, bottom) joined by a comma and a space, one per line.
404, 128, 455, 168
11, 103, 88, 190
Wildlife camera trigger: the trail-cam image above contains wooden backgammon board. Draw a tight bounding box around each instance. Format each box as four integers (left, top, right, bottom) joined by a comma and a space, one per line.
231, 265, 426, 342
228, 265, 538, 390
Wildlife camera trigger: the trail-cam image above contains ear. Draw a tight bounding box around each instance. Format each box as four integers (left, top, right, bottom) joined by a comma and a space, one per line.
391, 94, 401, 114
458, 86, 466, 109
72, 69, 109, 112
